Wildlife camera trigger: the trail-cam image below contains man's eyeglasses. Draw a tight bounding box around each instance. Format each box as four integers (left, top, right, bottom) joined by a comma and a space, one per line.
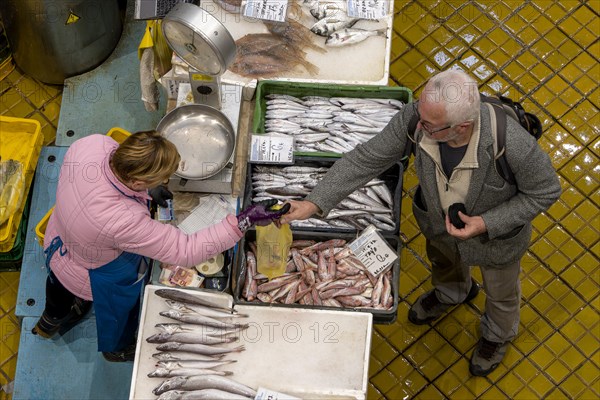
413, 104, 452, 134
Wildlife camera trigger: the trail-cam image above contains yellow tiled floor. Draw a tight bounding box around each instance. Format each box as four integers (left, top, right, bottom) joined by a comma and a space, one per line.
1, 1, 599, 399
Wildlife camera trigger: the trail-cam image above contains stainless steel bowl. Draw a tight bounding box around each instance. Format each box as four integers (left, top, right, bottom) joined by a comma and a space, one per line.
157, 104, 235, 180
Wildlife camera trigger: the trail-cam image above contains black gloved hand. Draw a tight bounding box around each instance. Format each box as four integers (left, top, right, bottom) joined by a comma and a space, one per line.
236, 199, 291, 232
148, 185, 173, 208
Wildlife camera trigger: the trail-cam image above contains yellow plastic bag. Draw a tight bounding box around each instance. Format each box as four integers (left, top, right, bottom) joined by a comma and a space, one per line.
256, 223, 292, 280
0, 160, 24, 226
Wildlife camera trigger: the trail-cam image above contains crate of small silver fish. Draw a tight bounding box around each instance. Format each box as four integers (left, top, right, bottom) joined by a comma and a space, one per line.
130, 285, 372, 399
245, 157, 402, 235
232, 230, 400, 324
253, 80, 412, 157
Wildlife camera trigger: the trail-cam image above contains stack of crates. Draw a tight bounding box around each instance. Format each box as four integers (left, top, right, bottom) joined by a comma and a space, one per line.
0, 116, 43, 270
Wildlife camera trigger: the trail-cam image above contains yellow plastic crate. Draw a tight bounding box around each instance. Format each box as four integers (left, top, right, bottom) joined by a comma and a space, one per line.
0, 116, 43, 252
35, 128, 131, 247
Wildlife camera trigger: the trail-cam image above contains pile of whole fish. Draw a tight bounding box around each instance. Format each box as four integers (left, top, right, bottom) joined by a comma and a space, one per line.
251, 165, 396, 231
146, 289, 257, 400
304, 0, 388, 47
242, 239, 395, 310
263, 93, 404, 154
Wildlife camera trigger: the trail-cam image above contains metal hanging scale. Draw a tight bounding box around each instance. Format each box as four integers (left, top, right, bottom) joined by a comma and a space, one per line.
162, 3, 236, 109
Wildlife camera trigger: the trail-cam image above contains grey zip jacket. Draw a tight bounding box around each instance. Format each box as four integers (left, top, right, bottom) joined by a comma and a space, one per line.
306, 104, 561, 266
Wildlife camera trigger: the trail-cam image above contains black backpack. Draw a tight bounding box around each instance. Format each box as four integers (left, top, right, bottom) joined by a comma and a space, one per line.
401, 94, 542, 185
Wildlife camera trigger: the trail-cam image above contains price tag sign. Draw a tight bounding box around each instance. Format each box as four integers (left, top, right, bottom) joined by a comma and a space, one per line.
243, 0, 289, 22
255, 388, 301, 400
250, 135, 295, 164
347, 0, 390, 19
348, 225, 398, 276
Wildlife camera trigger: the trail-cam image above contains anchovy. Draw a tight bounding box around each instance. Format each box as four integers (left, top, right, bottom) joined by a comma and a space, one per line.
157, 389, 251, 400
153, 375, 257, 397
156, 342, 245, 356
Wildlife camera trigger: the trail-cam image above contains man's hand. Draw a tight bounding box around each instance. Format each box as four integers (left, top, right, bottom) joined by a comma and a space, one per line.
279, 200, 320, 225
445, 212, 487, 240
148, 185, 173, 208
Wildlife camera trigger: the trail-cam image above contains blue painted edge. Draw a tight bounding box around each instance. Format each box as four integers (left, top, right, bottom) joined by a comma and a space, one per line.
14, 317, 133, 400
16, 147, 66, 318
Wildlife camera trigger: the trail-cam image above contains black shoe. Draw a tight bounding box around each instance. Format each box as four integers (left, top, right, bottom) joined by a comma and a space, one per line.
32, 313, 63, 338
469, 338, 509, 376
408, 278, 480, 325
102, 343, 137, 362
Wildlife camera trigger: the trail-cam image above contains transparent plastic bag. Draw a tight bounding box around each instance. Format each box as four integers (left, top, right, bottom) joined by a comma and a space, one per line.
0, 160, 24, 226
256, 222, 292, 280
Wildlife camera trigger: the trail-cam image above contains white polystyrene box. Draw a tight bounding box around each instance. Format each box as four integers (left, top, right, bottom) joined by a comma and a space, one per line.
129, 285, 372, 399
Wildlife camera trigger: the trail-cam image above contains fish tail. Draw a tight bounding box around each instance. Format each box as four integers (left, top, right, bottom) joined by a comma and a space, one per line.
302, 60, 320, 76
376, 28, 388, 37
233, 345, 246, 352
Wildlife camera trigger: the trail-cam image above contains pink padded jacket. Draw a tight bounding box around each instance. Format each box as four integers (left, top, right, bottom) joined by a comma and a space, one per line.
44, 135, 243, 300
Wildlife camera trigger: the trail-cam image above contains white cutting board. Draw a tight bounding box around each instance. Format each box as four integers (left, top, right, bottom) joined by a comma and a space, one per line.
198, 0, 393, 85
130, 285, 372, 399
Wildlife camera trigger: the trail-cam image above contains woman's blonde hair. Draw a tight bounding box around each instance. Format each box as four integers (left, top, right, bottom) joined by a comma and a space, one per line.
111, 130, 180, 187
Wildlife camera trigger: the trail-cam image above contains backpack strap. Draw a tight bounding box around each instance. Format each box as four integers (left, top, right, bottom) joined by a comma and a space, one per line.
485, 102, 516, 185
400, 103, 420, 170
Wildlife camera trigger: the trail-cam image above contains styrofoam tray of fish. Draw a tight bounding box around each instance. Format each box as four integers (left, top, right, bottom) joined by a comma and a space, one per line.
232, 231, 400, 324
253, 80, 413, 157
130, 285, 372, 399
200, 0, 394, 86
244, 158, 402, 235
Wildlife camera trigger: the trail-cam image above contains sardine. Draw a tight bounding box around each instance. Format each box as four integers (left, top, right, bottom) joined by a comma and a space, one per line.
311, 16, 358, 36
156, 342, 245, 356
153, 375, 257, 397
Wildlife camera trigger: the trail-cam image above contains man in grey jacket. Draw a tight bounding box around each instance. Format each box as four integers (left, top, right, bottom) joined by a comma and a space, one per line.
280, 70, 561, 376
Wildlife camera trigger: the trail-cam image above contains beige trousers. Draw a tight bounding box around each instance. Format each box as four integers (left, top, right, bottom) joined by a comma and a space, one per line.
427, 239, 521, 343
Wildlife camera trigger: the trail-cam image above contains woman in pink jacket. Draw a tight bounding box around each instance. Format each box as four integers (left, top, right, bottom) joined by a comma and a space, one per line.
32, 131, 286, 362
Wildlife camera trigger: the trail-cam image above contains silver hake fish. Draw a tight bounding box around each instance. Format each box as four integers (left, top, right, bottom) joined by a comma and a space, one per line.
153, 375, 257, 396
157, 389, 252, 400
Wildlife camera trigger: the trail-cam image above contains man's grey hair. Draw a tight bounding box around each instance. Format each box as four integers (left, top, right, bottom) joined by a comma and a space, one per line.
422, 70, 480, 126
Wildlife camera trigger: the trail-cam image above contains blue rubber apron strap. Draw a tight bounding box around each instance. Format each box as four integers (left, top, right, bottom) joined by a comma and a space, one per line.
44, 236, 67, 281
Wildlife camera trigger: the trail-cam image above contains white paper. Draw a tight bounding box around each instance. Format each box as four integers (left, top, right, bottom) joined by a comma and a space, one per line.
348, 225, 397, 276
250, 135, 295, 164
243, 0, 288, 22
255, 388, 301, 400
177, 194, 237, 234
347, 0, 390, 19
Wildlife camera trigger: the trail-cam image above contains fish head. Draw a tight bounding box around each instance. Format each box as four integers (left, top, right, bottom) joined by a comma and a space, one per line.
146, 333, 169, 343
159, 309, 180, 319
165, 300, 186, 311
153, 377, 187, 396
148, 367, 169, 378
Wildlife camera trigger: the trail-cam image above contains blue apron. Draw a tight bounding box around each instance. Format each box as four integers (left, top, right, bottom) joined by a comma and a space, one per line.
45, 236, 148, 352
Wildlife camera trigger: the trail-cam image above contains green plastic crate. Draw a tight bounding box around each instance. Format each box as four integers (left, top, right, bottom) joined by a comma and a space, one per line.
253, 80, 413, 158
0, 193, 31, 271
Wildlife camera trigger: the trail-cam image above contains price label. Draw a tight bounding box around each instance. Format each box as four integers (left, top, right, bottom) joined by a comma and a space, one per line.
250, 135, 294, 164
347, 0, 390, 19
255, 387, 300, 400
348, 225, 398, 276
243, 0, 288, 22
